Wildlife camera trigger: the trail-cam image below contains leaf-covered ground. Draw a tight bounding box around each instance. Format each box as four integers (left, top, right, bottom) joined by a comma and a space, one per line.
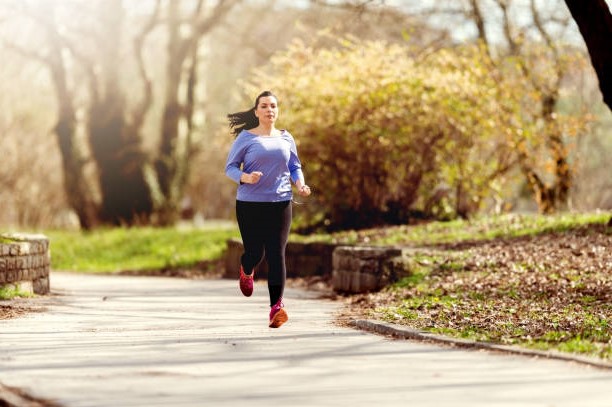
343, 222, 612, 360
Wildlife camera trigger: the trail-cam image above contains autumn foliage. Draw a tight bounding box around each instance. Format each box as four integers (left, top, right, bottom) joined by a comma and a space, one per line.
246, 37, 590, 230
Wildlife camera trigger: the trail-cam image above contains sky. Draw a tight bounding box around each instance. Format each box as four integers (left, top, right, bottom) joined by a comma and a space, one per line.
86, 0, 612, 47
383, 0, 606, 45
269, 0, 611, 45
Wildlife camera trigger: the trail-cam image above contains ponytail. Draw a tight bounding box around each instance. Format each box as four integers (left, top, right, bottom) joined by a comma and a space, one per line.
227, 90, 277, 137
227, 108, 258, 138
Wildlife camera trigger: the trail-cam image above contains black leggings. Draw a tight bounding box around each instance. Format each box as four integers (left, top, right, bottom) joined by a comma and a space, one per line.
236, 200, 292, 306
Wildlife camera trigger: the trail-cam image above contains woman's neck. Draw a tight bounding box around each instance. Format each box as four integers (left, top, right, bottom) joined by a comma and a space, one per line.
253, 124, 277, 136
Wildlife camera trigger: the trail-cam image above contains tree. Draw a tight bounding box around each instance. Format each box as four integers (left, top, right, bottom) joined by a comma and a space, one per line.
1, 0, 239, 228
460, 0, 593, 214
313, 0, 599, 216
564, 0, 612, 111
247, 38, 525, 229
185, 0, 454, 221
0, 53, 67, 227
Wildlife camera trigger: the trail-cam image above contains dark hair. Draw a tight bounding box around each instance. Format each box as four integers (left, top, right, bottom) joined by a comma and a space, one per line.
227, 90, 278, 137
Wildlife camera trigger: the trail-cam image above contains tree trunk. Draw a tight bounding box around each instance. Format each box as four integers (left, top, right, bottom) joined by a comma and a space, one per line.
54, 113, 101, 230
154, 1, 189, 225
87, 1, 154, 225
89, 101, 153, 225
154, 0, 238, 225
564, 0, 612, 110
542, 91, 572, 211
45, 17, 100, 230
516, 90, 571, 217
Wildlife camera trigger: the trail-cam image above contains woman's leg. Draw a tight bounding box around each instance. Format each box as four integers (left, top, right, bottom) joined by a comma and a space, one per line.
235, 200, 265, 274
263, 201, 292, 306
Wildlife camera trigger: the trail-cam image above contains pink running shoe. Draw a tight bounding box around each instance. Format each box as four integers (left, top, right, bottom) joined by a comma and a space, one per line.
239, 266, 254, 297
269, 298, 288, 328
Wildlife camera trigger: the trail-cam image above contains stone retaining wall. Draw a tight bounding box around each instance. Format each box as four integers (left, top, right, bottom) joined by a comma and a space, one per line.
224, 239, 411, 294
331, 246, 408, 293
223, 238, 337, 280
0, 233, 50, 295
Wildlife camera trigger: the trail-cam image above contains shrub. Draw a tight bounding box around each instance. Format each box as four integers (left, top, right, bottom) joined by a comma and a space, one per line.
245, 38, 526, 229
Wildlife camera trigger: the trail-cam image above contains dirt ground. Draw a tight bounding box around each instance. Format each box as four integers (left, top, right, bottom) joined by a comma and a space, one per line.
0, 295, 60, 321
1, 302, 41, 320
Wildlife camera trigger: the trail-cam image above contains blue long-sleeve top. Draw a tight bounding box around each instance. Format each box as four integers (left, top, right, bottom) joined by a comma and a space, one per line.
225, 129, 305, 202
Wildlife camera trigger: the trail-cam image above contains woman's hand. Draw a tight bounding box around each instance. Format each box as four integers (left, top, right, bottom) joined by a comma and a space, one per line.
240, 171, 263, 184
297, 184, 311, 197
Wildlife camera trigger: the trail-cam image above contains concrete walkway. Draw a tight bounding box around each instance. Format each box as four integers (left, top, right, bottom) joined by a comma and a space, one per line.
1, 272, 611, 407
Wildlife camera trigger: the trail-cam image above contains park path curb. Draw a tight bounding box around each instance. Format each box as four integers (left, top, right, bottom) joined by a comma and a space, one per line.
351, 319, 612, 371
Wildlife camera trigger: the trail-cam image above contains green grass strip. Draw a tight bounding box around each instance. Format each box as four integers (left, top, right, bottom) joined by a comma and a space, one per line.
44, 226, 239, 273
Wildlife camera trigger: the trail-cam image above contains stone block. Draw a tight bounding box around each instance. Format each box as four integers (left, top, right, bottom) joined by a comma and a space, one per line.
334, 246, 401, 260
331, 245, 406, 294
33, 276, 50, 295
223, 238, 337, 280
13, 280, 34, 295
32, 242, 43, 254
357, 259, 379, 274
33, 255, 41, 268
285, 241, 336, 278
0, 233, 50, 296
17, 242, 31, 255
332, 270, 382, 293
222, 238, 269, 280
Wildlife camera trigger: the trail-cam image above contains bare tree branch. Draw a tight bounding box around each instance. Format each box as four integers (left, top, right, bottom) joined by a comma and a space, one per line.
469, 0, 489, 47
193, 0, 240, 37
494, 0, 520, 54
61, 38, 100, 105
491, 0, 548, 95
310, 0, 381, 10
1, 3, 80, 103
131, 0, 161, 131
530, 0, 559, 59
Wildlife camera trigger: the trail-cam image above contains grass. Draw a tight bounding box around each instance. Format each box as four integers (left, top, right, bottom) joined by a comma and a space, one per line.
0, 236, 18, 244
45, 225, 239, 273
329, 211, 611, 246
0, 285, 32, 300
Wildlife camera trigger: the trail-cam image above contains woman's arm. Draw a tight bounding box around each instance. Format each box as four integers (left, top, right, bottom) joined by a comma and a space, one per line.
285, 132, 311, 196
225, 137, 245, 184
225, 134, 262, 185
295, 179, 311, 197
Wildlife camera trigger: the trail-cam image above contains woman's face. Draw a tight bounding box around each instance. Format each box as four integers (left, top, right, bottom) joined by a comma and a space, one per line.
255, 96, 278, 125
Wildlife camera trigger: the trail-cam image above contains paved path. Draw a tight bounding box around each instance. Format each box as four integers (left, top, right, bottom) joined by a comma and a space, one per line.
1, 272, 611, 407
